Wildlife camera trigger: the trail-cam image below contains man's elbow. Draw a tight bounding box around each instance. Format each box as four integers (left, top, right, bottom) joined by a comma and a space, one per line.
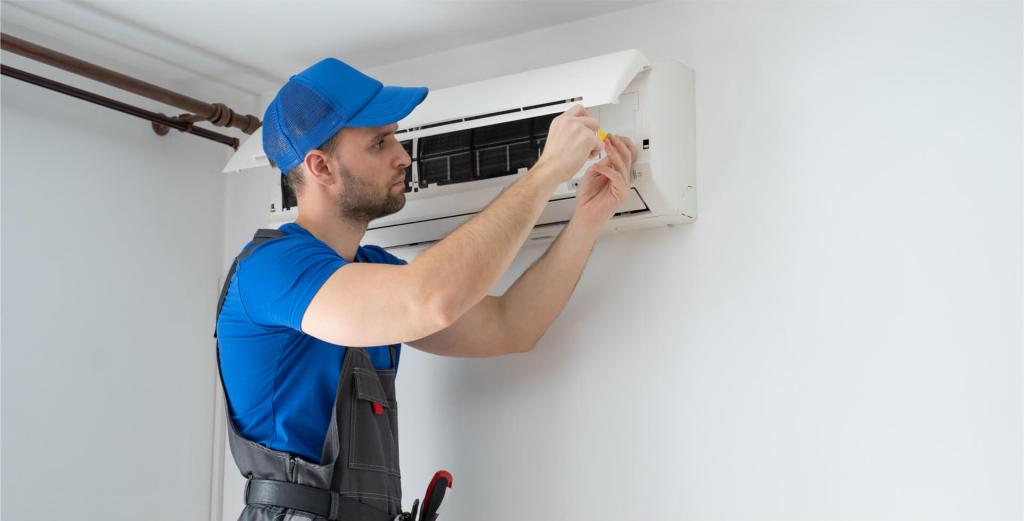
420, 293, 460, 336
408, 277, 460, 337
507, 337, 539, 355
501, 315, 545, 355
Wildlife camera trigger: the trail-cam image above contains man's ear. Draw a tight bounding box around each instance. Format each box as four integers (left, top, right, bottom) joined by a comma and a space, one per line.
302, 150, 337, 187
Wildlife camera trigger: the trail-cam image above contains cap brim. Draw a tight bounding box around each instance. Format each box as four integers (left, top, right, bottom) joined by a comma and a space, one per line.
346, 85, 428, 127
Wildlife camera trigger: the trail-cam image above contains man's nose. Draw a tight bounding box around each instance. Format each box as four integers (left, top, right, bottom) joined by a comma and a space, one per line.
395, 147, 412, 170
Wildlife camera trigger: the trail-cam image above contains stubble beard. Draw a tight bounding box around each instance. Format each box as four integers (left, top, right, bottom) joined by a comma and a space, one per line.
337, 166, 407, 223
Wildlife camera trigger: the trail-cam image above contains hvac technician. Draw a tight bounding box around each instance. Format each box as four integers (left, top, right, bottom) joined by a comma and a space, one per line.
215, 57, 636, 521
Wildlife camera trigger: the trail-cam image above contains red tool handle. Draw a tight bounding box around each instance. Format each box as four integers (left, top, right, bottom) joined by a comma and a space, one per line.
419, 470, 453, 521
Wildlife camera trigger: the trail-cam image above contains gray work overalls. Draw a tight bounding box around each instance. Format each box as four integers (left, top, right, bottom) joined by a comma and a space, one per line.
215, 229, 411, 521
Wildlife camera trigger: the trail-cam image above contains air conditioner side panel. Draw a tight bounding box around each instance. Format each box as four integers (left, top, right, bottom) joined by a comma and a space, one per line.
644, 59, 697, 221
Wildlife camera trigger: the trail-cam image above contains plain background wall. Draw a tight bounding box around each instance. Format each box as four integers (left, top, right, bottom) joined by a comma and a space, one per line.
218, 2, 1023, 520
1, 52, 240, 519
374, 2, 1023, 520
1, 1, 1018, 520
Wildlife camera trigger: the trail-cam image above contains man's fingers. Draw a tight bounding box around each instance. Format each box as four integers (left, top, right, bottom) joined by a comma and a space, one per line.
594, 163, 626, 188
594, 165, 628, 195
590, 131, 605, 156
566, 104, 590, 118
610, 160, 630, 190
613, 136, 635, 186
616, 135, 638, 161
576, 116, 600, 132
604, 135, 628, 174
601, 136, 632, 189
606, 134, 637, 167
611, 134, 636, 166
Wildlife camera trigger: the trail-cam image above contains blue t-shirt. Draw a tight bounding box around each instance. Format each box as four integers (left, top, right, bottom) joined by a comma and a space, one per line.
216, 222, 406, 463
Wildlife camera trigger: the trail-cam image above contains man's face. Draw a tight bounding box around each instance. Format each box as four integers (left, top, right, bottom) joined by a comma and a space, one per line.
329, 123, 411, 223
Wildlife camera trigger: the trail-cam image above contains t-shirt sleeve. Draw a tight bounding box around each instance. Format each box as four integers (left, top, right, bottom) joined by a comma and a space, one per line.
362, 245, 408, 266
236, 236, 347, 330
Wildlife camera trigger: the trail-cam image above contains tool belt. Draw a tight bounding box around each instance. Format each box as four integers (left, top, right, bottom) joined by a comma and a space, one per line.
245, 470, 453, 521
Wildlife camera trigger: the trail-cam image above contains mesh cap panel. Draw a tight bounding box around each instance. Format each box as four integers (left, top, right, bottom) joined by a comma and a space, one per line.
264, 83, 340, 172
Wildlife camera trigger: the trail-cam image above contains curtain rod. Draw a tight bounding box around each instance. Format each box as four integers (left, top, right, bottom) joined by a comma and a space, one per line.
2, 64, 240, 150
1, 32, 261, 135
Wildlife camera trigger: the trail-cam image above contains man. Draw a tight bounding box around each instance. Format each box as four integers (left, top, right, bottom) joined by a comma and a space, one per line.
215, 57, 636, 521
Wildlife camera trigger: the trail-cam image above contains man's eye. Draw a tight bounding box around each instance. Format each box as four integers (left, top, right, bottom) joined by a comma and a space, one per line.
375, 139, 386, 150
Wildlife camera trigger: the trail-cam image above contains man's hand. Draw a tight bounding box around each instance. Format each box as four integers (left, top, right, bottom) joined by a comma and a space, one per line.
535, 105, 605, 185
407, 132, 637, 357
573, 133, 638, 228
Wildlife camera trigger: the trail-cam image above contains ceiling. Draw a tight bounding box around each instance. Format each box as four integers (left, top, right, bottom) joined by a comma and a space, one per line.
1, 1, 653, 105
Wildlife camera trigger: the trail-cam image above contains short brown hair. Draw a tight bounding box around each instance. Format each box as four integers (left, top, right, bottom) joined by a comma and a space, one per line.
283, 130, 344, 194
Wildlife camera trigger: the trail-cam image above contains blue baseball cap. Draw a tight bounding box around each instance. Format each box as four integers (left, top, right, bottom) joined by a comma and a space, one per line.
262, 58, 429, 173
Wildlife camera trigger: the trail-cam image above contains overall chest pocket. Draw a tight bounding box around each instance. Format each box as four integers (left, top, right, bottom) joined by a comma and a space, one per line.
348, 367, 400, 476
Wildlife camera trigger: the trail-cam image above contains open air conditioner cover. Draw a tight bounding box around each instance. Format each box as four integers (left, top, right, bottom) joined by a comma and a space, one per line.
223, 50, 696, 251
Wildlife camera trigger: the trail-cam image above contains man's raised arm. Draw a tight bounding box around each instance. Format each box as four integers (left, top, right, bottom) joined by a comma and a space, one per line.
301, 106, 604, 347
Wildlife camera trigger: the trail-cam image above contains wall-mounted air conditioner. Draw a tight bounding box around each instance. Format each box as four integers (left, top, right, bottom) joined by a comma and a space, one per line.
223, 49, 696, 250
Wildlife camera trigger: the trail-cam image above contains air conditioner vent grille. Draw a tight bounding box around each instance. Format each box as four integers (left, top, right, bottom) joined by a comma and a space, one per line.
411, 112, 559, 188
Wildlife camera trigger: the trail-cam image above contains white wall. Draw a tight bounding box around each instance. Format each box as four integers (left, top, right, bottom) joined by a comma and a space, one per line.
1, 55, 238, 519
218, 2, 1022, 520
376, 2, 1022, 519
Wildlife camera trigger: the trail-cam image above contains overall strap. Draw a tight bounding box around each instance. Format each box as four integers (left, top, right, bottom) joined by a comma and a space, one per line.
214, 229, 288, 337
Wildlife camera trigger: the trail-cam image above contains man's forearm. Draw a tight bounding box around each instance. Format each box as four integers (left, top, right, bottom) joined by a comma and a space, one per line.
411, 163, 561, 322
497, 216, 604, 352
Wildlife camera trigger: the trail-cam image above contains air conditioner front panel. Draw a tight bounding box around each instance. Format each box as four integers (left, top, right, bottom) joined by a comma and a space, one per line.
224, 50, 650, 174
387, 83, 647, 222
245, 50, 697, 252
397, 49, 649, 131
365, 188, 648, 250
